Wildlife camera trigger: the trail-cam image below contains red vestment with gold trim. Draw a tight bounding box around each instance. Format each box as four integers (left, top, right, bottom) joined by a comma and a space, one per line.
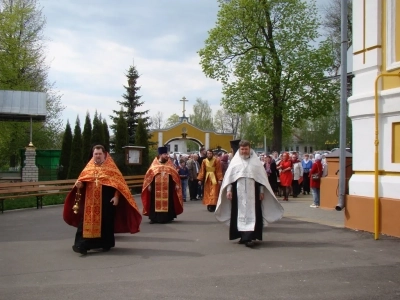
63, 154, 142, 237
141, 157, 183, 217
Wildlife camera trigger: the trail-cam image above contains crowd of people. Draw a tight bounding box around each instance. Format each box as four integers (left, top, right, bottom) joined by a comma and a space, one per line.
259, 151, 328, 207
170, 148, 328, 209
63, 142, 327, 255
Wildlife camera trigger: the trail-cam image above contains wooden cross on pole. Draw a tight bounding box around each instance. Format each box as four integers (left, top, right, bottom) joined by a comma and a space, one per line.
180, 96, 188, 117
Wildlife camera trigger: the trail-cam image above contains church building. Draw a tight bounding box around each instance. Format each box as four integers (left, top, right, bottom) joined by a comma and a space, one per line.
346, 0, 400, 238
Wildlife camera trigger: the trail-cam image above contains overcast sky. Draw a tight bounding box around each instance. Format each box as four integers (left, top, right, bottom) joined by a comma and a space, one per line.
41, 0, 329, 128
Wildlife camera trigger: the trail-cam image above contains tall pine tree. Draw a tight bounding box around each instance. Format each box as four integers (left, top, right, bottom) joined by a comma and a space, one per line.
68, 116, 84, 179
134, 118, 150, 175
110, 63, 150, 145
82, 112, 92, 165
91, 111, 105, 147
114, 110, 128, 154
112, 110, 129, 174
102, 119, 110, 153
58, 121, 72, 180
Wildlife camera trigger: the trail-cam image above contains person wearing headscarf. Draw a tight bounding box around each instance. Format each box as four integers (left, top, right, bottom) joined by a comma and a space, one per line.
277, 152, 293, 201
63, 145, 142, 255
309, 154, 323, 208
264, 155, 278, 194
220, 154, 229, 177
141, 147, 184, 223
291, 153, 303, 198
215, 140, 284, 247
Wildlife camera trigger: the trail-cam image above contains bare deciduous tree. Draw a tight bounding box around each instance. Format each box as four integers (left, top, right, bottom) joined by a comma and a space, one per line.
164, 113, 180, 128
214, 108, 242, 138
189, 98, 214, 131
321, 0, 352, 76
150, 111, 164, 129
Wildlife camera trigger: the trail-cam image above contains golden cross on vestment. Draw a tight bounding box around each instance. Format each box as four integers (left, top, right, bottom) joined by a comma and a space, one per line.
94, 170, 100, 187
180, 96, 188, 117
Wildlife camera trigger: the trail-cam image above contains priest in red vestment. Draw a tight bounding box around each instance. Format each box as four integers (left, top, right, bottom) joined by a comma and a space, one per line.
63, 145, 142, 255
141, 147, 183, 224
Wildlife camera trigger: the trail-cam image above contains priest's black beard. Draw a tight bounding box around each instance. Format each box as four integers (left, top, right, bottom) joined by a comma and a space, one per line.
159, 157, 168, 163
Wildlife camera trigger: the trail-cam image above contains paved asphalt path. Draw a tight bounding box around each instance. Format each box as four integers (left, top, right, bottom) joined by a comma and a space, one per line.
0, 197, 399, 300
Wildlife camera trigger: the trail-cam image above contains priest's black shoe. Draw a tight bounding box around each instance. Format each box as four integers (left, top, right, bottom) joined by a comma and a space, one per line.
245, 241, 255, 247
72, 245, 87, 255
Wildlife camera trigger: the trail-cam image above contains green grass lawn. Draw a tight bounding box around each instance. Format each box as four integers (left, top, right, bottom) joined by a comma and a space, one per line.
1, 194, 66, 211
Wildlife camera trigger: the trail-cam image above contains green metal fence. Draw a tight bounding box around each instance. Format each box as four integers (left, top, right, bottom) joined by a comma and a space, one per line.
20, 149, 61, 181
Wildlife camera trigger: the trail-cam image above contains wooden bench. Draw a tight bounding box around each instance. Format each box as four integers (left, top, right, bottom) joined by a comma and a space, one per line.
124, 175, 145, 190
0, 179, 76, 213
0, 177, 22, 184
0, 175, 145, 213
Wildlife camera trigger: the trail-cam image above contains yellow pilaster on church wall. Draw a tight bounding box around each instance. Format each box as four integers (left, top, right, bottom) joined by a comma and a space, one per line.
396, 3, 400, 60
382, 0, 400, 90
392, 123, 400, 163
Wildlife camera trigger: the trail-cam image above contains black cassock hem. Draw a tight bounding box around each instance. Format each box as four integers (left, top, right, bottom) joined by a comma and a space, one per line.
229, 181, 263, 241
148, 175, 177, 223
74, 185, 116, 251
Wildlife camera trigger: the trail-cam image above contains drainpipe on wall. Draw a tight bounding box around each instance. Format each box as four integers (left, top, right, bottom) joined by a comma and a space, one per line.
335, 0, 348, 212
373, 73, 400, 240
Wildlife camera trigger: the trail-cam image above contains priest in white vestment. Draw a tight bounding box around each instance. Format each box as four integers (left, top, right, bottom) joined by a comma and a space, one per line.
215, 140, 284, 247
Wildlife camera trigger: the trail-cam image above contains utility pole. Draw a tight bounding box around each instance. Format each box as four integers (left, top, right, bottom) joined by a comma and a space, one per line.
336, 0, 348, 211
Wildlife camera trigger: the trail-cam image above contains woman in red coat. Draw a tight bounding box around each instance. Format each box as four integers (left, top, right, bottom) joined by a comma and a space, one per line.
309, 154, 323, 208
277, 152, 292, 201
